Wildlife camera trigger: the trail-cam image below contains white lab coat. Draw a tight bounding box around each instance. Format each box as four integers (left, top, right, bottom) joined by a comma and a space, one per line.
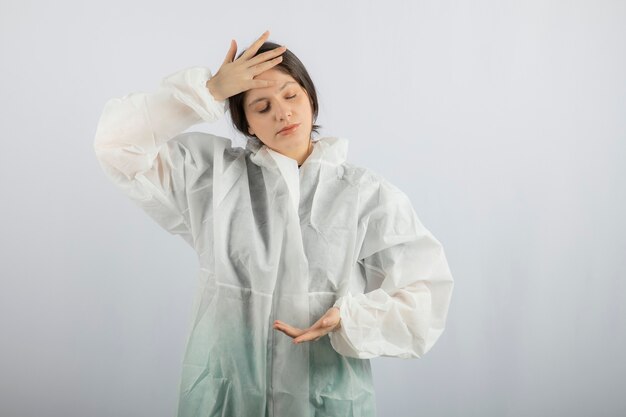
93, 66, 454, 417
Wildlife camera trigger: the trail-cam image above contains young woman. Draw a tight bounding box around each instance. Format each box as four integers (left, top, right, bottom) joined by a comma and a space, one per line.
94, 30, 454, 417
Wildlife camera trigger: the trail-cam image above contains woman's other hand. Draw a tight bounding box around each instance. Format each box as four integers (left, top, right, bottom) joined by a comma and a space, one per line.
274, 307, 342, 344
206, 30, 287, 101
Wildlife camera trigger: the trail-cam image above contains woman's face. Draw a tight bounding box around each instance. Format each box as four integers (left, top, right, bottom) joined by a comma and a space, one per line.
244, 68, 313, 156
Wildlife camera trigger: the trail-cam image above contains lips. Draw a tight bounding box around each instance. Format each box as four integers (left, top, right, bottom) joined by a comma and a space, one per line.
278, 123, 300, 134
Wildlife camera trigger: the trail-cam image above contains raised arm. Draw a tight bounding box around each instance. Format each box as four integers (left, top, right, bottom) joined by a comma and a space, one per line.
93, 31, 288, 248
93, 65, 228, 247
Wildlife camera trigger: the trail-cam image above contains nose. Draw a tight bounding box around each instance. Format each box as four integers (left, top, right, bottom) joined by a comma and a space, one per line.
274, 100, 292, 121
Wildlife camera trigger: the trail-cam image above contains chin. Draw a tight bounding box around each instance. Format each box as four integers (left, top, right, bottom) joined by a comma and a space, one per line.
280, 131, 307, 143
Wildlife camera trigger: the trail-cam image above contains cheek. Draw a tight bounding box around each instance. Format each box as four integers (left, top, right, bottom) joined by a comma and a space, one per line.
245, 113, 261, 129
247, 116, 273, 136
297, 97, 312, 116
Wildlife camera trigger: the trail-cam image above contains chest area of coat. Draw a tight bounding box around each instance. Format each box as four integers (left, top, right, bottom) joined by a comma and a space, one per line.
207, 169, 360, 293
216, 170, 359, 245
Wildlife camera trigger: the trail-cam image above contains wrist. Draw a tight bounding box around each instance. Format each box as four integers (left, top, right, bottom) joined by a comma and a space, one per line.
206, 79, 225, 102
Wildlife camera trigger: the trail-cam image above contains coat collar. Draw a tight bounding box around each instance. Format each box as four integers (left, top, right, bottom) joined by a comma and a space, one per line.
246, 136, 349, 171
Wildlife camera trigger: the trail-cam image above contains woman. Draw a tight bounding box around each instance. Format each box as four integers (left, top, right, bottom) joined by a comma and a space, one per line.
94, 30, 454, 417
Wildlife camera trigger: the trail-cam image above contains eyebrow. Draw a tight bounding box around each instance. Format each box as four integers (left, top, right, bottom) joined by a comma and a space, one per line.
247, 81, 297, 107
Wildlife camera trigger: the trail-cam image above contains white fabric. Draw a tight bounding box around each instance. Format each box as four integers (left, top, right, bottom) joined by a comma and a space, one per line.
93, 66, 454, 417
267, 147, 301, 214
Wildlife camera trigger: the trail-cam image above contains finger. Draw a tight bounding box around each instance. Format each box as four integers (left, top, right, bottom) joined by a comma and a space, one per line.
222, 39, 237, 65
274, 322, 303, 338
309, 310, 339, 333
304, 315, 330, 333
273, 321, 305, 338
240, 30, 270, 61
297, 315, 331, 339
246, 45, 287, 68
313, 308, 340, 329
275, 326, 297, 338
293, 328, 328, 344
250, 56, 283, 76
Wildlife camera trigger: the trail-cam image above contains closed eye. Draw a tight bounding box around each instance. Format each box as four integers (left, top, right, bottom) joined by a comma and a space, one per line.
259, 95, 297, 113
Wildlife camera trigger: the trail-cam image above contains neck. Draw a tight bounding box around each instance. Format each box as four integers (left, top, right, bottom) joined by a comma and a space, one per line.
281, 139, 313, 166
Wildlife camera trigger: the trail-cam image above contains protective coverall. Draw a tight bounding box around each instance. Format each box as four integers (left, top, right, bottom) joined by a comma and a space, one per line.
93, 66, 454, 417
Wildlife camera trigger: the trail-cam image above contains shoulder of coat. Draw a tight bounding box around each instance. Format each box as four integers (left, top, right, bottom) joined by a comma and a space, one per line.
337, 163, 391, 195
172, 132, 244, 160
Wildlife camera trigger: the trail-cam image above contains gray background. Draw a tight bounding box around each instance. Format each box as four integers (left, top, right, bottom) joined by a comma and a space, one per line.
1, 0, 624, 416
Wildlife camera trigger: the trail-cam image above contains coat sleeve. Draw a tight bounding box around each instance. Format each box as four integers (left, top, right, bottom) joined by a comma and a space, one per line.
328, 179, 454, 359
93, 66, 228, 248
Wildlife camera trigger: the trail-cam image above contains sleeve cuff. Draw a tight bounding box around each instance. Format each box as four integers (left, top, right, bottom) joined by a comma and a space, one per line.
161, 66, 228, 123
328, 294, 378, 359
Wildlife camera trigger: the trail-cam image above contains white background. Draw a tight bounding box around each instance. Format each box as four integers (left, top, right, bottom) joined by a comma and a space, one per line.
1, 0, 624, 416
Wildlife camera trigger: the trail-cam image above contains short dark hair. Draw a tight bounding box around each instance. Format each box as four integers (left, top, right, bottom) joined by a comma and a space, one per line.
228, 41, 321, 141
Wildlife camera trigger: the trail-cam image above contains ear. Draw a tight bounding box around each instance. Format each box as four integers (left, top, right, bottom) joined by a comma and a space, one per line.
248, 126, 254, 135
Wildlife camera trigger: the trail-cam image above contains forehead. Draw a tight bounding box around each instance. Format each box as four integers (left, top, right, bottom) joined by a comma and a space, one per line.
253, 67, 294, 82
245, 70, 299, 103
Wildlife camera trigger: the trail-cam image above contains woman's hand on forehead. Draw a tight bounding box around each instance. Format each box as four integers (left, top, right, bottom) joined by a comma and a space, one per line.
205, 30, 288, 101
